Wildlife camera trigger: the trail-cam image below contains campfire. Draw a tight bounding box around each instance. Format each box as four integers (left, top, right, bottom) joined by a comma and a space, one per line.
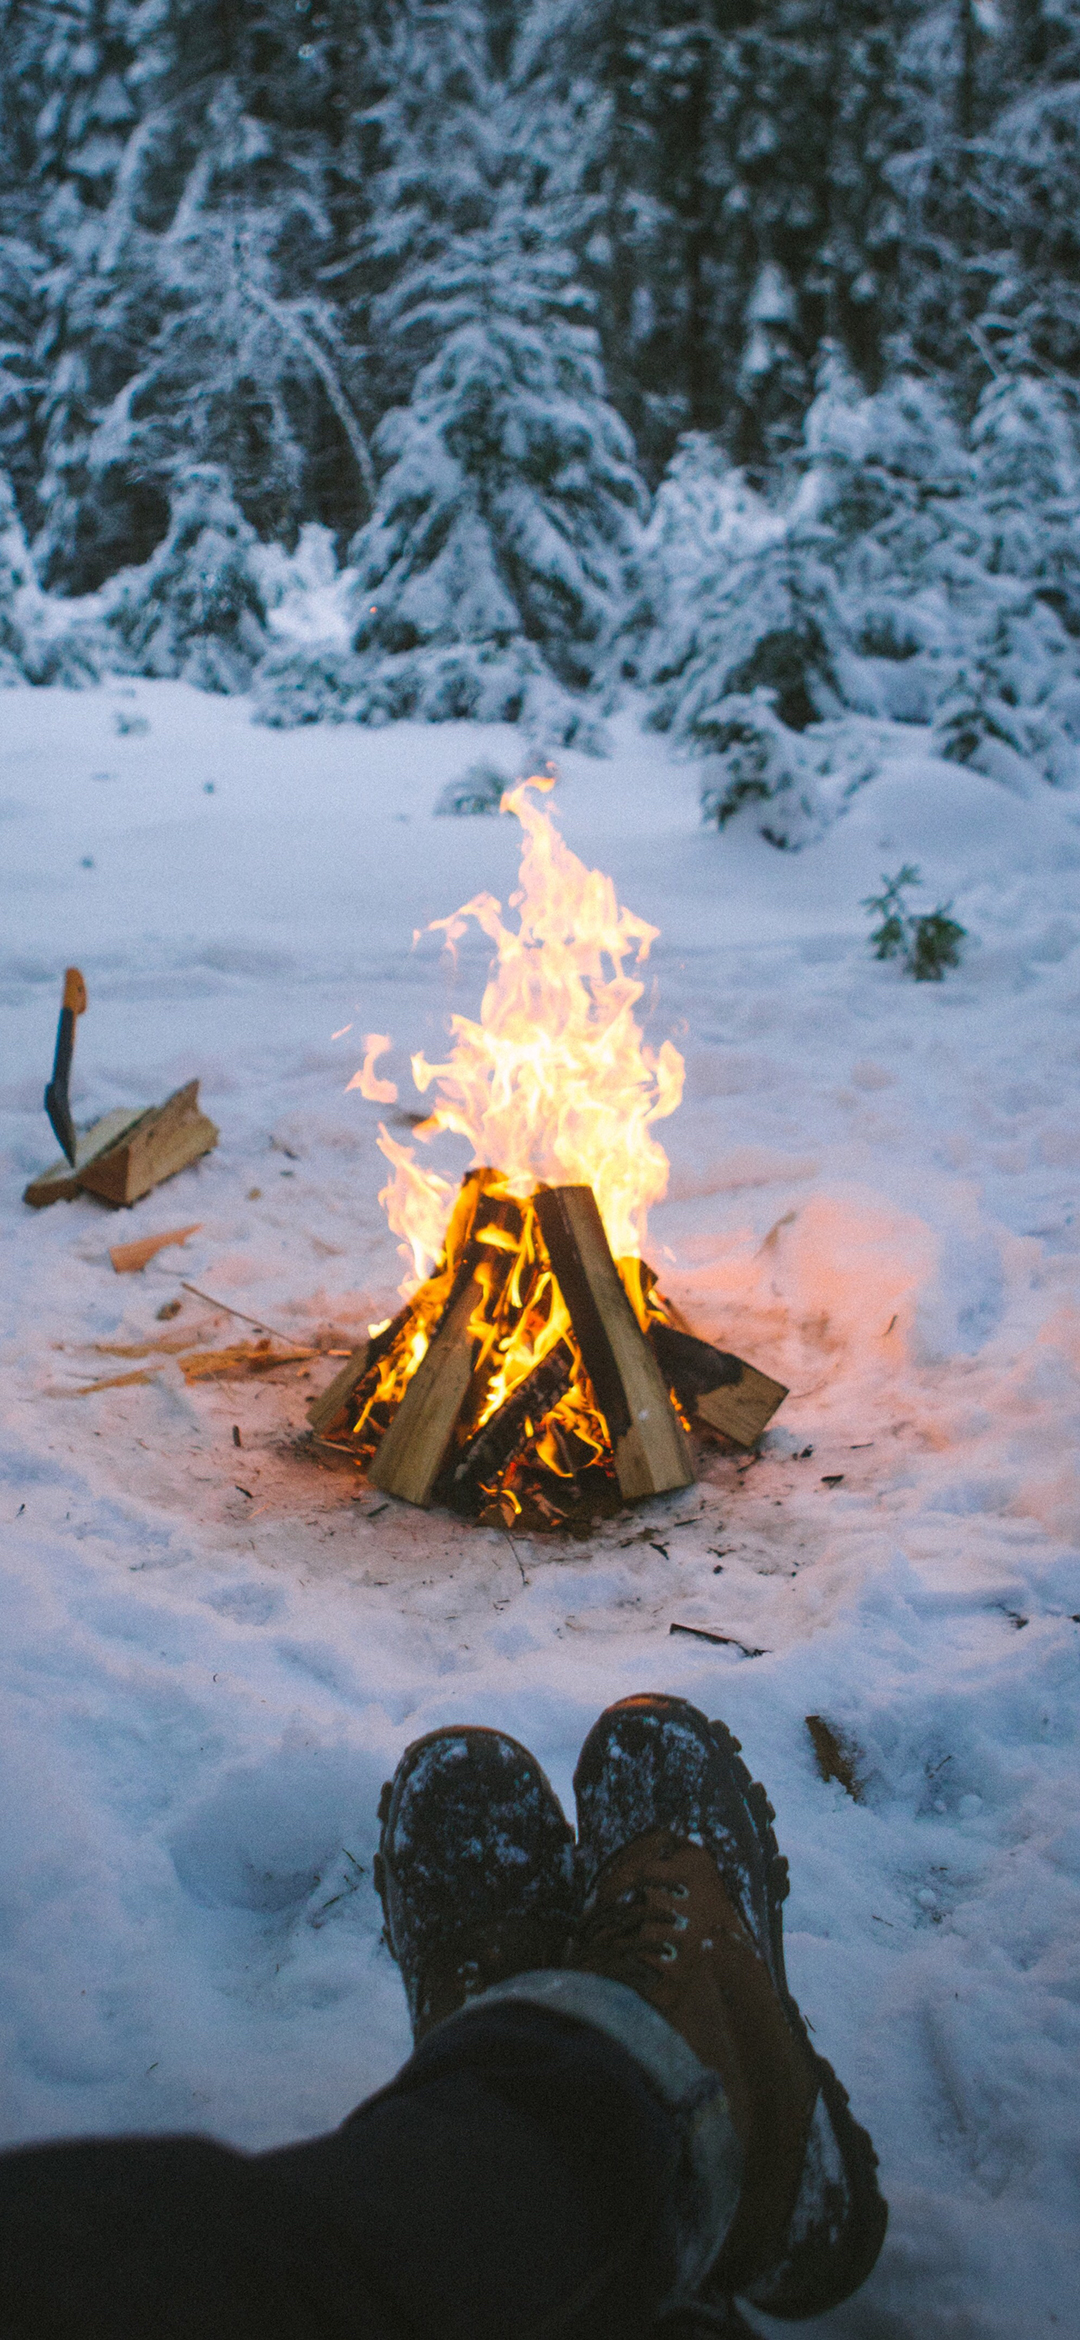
308, 779, 786, 1528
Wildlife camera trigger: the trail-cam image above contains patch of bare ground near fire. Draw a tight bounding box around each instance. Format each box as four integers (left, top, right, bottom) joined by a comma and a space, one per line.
1, 1244, 947, 1637
13, 1320, 922, 1649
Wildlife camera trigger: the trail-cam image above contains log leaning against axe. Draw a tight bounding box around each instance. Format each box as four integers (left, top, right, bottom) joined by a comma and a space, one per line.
44, 967, 87, 1165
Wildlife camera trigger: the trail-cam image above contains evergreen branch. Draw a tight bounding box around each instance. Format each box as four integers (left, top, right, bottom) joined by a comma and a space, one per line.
241, 282, 375, 509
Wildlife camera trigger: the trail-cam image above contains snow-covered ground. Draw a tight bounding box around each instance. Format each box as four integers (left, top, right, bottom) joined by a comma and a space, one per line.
2, 679, 1079, 2338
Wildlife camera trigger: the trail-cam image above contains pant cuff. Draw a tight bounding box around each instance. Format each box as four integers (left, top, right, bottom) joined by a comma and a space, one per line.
435, 1968, 744, 2301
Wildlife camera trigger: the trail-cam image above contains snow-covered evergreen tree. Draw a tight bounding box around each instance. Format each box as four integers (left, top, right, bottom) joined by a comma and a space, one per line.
0, 465, 34, 679
10, 0, 161, 589
104, 465, 269, 688
0, 461, 102, 683
639, 426, 872, 845
0, 41, 44, 539
972, 370, 1080, 633
529, 0, 910, 477
1, 0, 1079, 738
644, 430, 844, 739
275, 0, 647, 738
25, 0, 376, 592
643, 349, 1080, 841
808, 361, 1080, 781
340, 216, 643, 732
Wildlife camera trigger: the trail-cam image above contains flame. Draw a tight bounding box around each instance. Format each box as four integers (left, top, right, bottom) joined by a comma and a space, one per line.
341, 781, 688, 1529
377, 778, 684, 1288
347, 1034, 398, 1104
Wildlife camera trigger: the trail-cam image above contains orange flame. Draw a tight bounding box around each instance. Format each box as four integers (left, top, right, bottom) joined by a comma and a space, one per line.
376, 778, 684, 1292
346, 1034, 398, 1104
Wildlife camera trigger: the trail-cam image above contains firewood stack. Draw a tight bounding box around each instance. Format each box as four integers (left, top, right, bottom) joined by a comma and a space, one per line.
307, 1167, 787, 1527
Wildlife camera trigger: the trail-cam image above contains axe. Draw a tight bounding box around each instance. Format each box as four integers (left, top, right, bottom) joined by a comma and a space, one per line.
44, 967, 87, 1165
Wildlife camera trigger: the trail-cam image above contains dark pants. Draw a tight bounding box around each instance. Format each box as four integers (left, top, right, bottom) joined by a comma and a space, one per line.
0, 2005, 685, 2340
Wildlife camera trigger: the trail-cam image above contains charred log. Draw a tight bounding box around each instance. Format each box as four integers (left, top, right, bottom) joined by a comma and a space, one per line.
445, 1339, 575, 1513
647, 1317, 786, 1450
647, 1320, 743, 1403
307, 1303, 412, 1438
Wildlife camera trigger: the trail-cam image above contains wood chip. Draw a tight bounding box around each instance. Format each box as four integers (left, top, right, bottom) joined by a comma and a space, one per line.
177, 1341, 315, 1383
109, 1223, 202, 1274
50, 1366, 165, 1396
806, 1715, 865, 1801
91, 1334, 207, 1358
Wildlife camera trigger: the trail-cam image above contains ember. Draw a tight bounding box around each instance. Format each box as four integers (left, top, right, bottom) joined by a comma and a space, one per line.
309, 780, 786, 1524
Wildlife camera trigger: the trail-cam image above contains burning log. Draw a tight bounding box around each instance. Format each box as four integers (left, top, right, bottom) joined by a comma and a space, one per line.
446, 1339, 575, 1512
306, 1306, 411, 1439
368, 1267, 488, 1506
647, 1318, 788, 1452
694, 1363, 788, 1451
533, 1186, 693, 1501
366, 1173, 526, 1506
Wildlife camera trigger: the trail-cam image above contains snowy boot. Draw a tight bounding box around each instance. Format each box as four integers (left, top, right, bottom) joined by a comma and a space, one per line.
571, 1693, 887, 2320
374, 1726, 577, 2041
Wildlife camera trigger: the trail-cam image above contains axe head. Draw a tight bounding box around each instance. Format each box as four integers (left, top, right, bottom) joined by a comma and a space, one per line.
45, 1072, 77, 1166
44, 968, 86, 1166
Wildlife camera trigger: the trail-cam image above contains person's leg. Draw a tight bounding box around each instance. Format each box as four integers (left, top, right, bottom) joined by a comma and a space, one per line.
271, 1997, 689, 2340
0, 1703, 886, 2339
0, 2128, 353, 2340
0, 1725, 701, 2340
0, 2000, 687, 2340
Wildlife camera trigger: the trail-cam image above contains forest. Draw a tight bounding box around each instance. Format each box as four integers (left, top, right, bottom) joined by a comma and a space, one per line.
2, 0, 1079, 828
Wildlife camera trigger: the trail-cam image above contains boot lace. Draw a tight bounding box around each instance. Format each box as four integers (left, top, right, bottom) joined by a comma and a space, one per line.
575, 1850, 708, 1983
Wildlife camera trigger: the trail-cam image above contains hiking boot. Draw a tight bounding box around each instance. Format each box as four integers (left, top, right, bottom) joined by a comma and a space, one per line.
374, 1725, 576, 2042
571, 1694, 887, 2319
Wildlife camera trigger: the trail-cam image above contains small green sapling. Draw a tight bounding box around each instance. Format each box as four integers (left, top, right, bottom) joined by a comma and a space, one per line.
862, 867, 967, 981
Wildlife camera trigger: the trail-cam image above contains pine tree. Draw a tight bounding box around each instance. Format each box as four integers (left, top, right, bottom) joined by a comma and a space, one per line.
26, 0, 377, 594
328, 1, 645, 734
645, 428, 845, 742
0, 458, 102, 684
2, 0, 1079, 735
529, 0, 910, 480
11, 0, 162, 589
342, 198, 643, 732
0, 0, 47, 526
641, 425, 865, 848
104, 462, 269, 688
972, 370, 1080, 628
0, 464, 34, 678
645, 346, 1080, 833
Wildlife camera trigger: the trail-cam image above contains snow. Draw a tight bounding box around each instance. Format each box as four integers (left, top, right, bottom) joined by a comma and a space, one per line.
2, 677, 1079, 2337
